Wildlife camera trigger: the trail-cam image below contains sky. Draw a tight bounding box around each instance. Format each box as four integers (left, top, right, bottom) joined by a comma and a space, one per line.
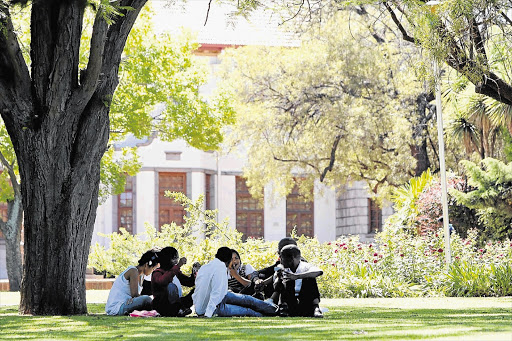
150, 0, 299, 47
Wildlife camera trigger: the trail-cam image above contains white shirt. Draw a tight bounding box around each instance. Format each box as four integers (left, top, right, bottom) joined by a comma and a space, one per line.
192, 258, 228, 317
105, 266, 141, 315
284, 261, 321, 296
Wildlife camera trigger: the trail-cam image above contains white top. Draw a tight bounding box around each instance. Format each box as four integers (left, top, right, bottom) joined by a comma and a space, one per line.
173, 276, 183, 297
192, 258, 228, 317
283, 261, 321, 296
105, 266, 141, 315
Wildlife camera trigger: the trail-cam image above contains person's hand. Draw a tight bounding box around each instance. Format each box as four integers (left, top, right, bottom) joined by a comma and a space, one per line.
282, 270, 298, 281
177, 257, 187, 267
254, 279, 264, 291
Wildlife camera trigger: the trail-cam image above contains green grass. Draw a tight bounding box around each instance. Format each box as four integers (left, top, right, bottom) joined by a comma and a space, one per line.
1, 292, 511, 340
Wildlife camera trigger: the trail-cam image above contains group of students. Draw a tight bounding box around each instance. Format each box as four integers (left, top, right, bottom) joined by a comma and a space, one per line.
105, 237, 324, 318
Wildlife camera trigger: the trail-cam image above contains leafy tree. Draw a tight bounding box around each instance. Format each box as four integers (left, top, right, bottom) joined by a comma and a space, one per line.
0, 0, 232, 315
219, 12, 424, 200
451, 158, 512, 241
444, 74, 512, 161
228, 0, 512, 106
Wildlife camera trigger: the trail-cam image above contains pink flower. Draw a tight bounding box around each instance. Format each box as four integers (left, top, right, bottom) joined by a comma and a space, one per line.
369, 244, 373, 248
358, 247, 362, 250
373, 253, 378, 257
327, 242, 331, 245
364, 260, 368, 263
343, 246, 348, 250
478, 249, 484, 253
383, 244, 387, 247
438, 248, 443, 253
334, 249, 338, 253
379, 254, 383, 258
400, 254, 404, 257
373, 260, 378, 263
455, 256, 459, 260
332, 263, 335, 266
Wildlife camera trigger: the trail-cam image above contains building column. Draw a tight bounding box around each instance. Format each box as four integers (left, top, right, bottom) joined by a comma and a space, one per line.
314, 181, 336, 242
264, 183, 286, 241
136, 170, 156, 233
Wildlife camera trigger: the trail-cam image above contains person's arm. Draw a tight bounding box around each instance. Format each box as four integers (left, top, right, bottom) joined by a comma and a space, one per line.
152, 265, 182, 287
283, 264, 323, 281
124, 267, 140, 298
229, 267, 251, 287
176, 271, 195, 287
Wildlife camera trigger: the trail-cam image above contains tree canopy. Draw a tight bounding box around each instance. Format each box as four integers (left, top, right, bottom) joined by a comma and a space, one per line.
218, 12, 424, 200
228, 0, 512, 106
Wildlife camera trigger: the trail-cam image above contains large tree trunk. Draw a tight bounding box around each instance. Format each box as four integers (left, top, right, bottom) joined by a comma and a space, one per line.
0, 0, 147, 315
17, 103, 110, 314
1, 197, 23, 292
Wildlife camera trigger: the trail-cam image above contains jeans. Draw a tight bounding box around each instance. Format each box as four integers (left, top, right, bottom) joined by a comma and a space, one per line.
214, 291, 278, 317
118, 295, 152, 315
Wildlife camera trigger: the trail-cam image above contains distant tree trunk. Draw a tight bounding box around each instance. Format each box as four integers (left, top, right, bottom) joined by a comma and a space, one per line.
1, 196, 23, 291
411, 92, 435, 176
0, 0, 147, 314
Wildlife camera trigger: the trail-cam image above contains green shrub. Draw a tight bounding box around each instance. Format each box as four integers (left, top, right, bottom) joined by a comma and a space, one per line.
89, 193, 512, 298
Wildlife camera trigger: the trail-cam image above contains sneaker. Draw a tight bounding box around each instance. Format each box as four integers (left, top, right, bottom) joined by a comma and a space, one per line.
278, 303, 289, 317
177, 308, 192, 317
313, 306, 324, 318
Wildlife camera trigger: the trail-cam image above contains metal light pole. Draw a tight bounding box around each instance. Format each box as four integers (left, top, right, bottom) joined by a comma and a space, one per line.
427, 0, 452, 264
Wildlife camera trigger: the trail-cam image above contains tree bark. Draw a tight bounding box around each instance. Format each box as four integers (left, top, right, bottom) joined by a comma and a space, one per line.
1, 0, 147, 315
1, 197, 23, 292
411, 92, 435, 176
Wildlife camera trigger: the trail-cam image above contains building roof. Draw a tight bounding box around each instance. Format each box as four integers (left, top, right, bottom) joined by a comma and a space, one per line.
151, 0, 299, 48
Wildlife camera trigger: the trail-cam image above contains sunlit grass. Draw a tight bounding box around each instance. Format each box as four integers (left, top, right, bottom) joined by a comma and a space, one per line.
1, 294, 511, 340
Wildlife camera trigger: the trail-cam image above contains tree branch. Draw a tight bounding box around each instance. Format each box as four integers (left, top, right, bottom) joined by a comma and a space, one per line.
320, 134, 342, 182
73, 6, 109, 109
0, 2, 31, 127
0, 150, 20, 196
383, 2, 415, 43
470, 18, 488, 66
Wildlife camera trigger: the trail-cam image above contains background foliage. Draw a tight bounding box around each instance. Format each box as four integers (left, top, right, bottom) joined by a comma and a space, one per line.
89, 194, 512, 298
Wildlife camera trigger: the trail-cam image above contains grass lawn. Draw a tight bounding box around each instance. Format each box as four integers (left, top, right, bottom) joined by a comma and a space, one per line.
1, 291, 511, 340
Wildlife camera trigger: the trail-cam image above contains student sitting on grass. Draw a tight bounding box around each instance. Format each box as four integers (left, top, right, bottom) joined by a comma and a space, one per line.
151, 246, 196, 317
227, 249, 257, 294
105, 250, 159, 315
253, 237, 301, 298
192, 246, 278, 318
271, 244, 324, 318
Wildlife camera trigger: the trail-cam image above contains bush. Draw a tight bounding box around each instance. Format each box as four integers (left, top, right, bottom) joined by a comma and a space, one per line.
89, 193, 512, 298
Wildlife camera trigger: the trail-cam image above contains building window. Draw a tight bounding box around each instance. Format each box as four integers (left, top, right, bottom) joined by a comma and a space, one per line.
368, 198, 382, 233
286, 183, 314, 237
236, 176, 264, 239
118, 176, 134, 234
165, 151, 182, 161
159, 172, 187, 228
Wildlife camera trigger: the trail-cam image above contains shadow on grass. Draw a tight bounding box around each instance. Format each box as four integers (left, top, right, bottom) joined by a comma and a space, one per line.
1, 304, 511, 340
